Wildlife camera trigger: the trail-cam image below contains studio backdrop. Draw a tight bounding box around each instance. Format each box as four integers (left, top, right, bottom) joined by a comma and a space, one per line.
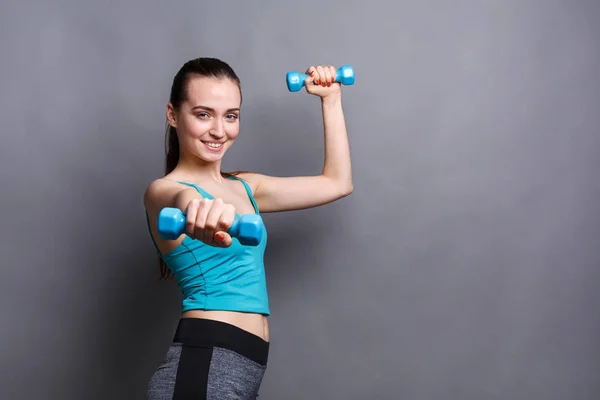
1, 0, 599, 399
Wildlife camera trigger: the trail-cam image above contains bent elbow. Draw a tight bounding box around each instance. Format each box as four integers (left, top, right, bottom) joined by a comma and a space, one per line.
339, 183, 354, 197
322, 175, 354, 199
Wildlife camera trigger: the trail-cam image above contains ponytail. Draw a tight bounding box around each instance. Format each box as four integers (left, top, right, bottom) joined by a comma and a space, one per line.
165, 124, 179, 175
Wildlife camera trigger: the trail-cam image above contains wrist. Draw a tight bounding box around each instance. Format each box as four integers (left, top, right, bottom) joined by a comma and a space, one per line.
321, 91, 342, 107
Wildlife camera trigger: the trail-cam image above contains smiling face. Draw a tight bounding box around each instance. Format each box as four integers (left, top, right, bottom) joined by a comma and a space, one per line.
167, 75, 241, 164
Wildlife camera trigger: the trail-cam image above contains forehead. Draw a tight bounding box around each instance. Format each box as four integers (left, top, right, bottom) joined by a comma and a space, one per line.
185, 76, 241, 108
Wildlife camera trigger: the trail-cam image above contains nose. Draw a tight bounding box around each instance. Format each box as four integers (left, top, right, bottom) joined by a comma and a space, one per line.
209, 119, 225, 138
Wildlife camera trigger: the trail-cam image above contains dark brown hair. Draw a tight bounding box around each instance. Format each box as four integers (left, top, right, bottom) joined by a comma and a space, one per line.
159, 57, 242, 279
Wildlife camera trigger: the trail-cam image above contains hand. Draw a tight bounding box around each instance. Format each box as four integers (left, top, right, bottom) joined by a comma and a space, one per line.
184, 197, 236, 247
304, 65, 342, 98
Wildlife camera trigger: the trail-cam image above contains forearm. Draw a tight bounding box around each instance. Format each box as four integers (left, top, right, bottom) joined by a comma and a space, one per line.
320, 93, 353, 192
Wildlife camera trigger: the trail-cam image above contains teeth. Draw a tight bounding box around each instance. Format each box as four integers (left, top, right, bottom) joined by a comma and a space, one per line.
206, 142, 223, 148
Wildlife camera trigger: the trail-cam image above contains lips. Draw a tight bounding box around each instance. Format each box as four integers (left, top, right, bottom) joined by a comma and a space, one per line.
201, 141, 225, 152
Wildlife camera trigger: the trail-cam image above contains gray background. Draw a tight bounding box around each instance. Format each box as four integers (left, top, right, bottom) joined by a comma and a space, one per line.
1, 0, 599, 399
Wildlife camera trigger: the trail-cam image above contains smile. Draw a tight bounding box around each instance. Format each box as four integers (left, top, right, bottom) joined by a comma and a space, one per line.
202, 141, 225, 151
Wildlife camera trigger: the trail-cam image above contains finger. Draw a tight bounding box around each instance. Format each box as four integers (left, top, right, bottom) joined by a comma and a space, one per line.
203, 198, 224, 244
217, 204, 236, 233
193, 198, 212, 241
184, 198, 201, 237
214, 205, 236, 247
316, 65, 326, 86
313, 65, 324, 86
323, 66, 333, 87
329, 65, 337, 84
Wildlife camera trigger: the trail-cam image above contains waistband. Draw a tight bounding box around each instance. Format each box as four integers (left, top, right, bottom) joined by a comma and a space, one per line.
173, 317, 270, 366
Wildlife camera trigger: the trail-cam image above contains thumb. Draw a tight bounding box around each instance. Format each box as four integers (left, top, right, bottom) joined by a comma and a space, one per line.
303, 75, 314, 89
304, 68, 316, 87
215, 231, 233, 247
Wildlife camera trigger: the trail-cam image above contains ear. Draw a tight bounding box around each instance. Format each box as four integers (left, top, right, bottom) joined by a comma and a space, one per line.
166, 103, 177, 128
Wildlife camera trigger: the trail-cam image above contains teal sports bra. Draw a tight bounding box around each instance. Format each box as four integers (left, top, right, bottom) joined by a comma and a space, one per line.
146, 175, 270, 316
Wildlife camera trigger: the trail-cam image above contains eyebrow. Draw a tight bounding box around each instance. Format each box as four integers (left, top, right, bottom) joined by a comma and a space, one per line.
191, 105, 240, 112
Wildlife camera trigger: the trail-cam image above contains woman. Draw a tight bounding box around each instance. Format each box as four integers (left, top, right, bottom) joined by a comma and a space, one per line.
144, 57, 353, 399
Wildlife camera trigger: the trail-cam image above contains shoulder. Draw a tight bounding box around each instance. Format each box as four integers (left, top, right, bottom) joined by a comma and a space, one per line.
225, 171, 264, 194
143, 177, 194, 211
143, 178, 173, 205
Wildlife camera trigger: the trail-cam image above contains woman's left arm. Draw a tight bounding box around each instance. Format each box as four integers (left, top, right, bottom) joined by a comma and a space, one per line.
239, 65, 353, 213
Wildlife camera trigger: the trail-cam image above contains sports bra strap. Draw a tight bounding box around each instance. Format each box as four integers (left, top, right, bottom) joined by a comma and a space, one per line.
226, 175, 260, 214
177, 181, 214, 199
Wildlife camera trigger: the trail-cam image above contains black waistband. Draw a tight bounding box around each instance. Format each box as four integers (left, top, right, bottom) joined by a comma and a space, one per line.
173, 318, 270, 366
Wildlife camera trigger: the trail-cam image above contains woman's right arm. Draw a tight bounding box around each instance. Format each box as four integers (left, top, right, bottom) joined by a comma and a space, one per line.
144, 179, 236, 251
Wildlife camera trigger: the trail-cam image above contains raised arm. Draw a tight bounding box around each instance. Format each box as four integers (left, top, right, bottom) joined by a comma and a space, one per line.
238, 65, 353, 213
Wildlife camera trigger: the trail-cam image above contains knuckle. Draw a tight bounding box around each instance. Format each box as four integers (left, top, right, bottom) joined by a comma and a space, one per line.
205, 221, 217, 230
220, 216, 232, 228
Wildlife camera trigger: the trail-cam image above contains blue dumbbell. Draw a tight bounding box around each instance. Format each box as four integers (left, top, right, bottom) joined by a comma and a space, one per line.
157, 207, 264, 246
286, 65, 355, 92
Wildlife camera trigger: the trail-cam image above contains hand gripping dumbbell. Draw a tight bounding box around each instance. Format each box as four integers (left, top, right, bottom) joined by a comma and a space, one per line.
286, 65, 355, 92
157, 207, 264, 246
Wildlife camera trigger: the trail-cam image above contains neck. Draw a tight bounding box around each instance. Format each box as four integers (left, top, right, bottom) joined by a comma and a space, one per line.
175, 151, 226, 183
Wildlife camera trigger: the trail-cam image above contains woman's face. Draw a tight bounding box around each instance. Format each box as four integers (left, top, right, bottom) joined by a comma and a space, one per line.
168, 75, 241, 163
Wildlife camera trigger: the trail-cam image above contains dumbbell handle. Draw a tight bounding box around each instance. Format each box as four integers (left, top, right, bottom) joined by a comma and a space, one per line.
286, 65, 355, 92
157, 207, 264, 246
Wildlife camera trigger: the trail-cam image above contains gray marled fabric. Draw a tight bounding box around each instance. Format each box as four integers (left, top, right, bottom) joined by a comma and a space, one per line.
206, 347, 267, 399
147, 343, 267, 399
147, 344, 182, 399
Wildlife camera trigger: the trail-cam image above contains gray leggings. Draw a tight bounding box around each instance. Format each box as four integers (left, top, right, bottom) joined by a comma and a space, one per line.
147, 318, 269, 399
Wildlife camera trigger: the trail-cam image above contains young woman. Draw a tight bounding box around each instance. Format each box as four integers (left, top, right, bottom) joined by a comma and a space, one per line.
144, 57, 353, 399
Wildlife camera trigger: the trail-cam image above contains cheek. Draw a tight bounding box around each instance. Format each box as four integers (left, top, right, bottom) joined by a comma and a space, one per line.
226, 123, 240, 140
183, 117, 209, 138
